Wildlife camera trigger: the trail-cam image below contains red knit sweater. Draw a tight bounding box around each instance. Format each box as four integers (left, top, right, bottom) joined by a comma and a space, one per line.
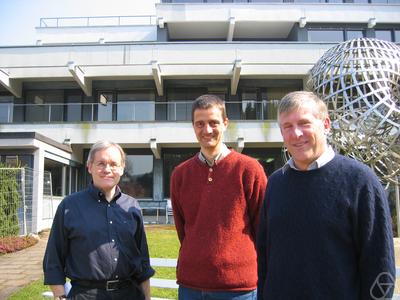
170, 150, 267, 291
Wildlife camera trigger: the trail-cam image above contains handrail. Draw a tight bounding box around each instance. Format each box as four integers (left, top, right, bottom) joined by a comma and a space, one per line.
39, 15, 157, 28
0, 100, 280, 123
160, 0, 399, 3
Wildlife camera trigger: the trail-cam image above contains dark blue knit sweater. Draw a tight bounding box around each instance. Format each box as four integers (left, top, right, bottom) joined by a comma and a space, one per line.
257, 154, 395, 300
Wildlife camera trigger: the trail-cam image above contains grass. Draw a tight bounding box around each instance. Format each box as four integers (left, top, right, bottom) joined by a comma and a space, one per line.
8, 225, 179, 300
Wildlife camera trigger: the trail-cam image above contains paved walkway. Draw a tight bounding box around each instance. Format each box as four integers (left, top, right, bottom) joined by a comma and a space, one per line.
0, 231, 49, 300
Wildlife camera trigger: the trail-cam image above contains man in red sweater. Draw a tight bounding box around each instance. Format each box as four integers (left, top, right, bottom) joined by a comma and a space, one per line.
170, 94, 267, 300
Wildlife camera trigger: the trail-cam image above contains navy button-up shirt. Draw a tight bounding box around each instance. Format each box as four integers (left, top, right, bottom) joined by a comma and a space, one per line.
43, 184, 154, 285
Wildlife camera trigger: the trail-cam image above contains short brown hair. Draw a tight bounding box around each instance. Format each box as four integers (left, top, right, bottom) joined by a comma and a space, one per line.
191, 94, 227, 123
278, 91, 328, 123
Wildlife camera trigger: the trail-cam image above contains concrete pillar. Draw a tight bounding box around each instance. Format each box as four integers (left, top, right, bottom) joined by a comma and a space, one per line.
153, 158, 163, 202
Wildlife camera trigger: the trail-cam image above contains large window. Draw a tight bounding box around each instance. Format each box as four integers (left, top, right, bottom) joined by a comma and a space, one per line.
308, 28, 365, 42
242, 148, 284, 176
97, 92, 113, 121
120, 155, 154, 198
163, 149, 198, 198
0, 154, 33, 168
241, 89, 259, 120
308, 30, 344, 42
44, 159, 63, 196
346, 30, 364, 40
375, 30, 393, 41
65, 91, 83, 122
25, 90, 64, 122
117, 91, 155, 121
166, 87, 208, 120
0, 96, 13, 123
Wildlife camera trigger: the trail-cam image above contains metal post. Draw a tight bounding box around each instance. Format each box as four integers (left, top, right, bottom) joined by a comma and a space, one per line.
49, 172, 54, 219
395, 179, 400, 237
21, 168, 27, 235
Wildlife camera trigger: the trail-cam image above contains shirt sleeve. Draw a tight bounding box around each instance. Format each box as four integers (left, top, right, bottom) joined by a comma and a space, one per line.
355, 172, 395, 299
133, 213, 155, 283
43, 200, 68, 285
170, 169, 185, 243
256, 191, 269, 300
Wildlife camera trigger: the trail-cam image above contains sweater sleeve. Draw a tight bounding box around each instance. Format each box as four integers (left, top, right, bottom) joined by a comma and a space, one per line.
170, 168, 185, 243
245, 160, 267, 238
354, 172, 395, 299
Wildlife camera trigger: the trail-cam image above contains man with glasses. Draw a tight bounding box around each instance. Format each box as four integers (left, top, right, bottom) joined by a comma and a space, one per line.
43, 140, 154, 300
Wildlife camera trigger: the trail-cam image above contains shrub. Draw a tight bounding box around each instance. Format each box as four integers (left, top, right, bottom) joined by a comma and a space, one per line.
0, 165, 20, 237
0, 235, 38, 254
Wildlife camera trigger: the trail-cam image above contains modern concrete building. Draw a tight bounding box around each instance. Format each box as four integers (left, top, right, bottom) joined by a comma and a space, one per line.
0, 0, 399, 232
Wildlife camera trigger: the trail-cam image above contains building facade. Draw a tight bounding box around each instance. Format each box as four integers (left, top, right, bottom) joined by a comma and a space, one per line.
0, 0, 399, 232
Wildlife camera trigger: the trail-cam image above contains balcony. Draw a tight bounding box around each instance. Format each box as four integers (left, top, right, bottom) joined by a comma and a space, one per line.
0, 100, 279, 123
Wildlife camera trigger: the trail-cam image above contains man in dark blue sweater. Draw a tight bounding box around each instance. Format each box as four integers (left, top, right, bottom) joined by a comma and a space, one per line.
257, 91, 395, 300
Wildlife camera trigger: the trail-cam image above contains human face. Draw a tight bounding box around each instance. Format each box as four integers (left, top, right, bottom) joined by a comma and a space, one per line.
87, 146, 124, 193
279, 104, 330, 171
193, 107, 228, 155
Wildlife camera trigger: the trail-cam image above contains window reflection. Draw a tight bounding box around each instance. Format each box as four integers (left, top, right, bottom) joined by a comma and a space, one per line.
98, 92, 113, 121
44, 159, 63, 196
308, 30, 344, 42
66, 92, 83, 122
242, 148, 284, 176
117, 91, 155, 121
26, 91, 64, 122
120, 155, 154, 198
395, 30, 400, 42
375, 30, 393, 42
0, 96, 13, 123
163, 149, 198, 198
346, 30, 364, 40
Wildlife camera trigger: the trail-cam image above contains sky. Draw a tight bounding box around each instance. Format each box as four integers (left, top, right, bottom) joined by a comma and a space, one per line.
0, 0, 157, 46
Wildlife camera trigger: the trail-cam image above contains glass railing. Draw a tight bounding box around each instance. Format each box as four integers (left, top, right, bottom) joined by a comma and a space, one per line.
39, 15, 157, 28
0, 100, 279, 123
161, 0, 399, 3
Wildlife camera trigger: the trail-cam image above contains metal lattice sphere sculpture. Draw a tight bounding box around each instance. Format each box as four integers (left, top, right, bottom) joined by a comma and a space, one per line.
307, 38, 400, 185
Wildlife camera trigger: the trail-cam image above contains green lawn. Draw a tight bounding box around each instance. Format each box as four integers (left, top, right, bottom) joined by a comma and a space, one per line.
8, 225, 179, 300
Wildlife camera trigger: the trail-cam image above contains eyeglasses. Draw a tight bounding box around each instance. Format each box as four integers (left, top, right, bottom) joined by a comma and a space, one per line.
93, 161, 122, 171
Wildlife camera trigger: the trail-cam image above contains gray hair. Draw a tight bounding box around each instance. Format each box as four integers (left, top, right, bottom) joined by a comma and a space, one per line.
86, 140, 126, 167
278, 91, 328, 123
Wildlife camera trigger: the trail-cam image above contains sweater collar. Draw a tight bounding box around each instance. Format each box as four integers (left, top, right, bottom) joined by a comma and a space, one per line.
198, 143, 231, 167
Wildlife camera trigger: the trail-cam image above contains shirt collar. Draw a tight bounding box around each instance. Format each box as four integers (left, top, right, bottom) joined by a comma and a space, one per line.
282, 146, 335, 173
198, 143, 231, 166
88, 182, 122, 202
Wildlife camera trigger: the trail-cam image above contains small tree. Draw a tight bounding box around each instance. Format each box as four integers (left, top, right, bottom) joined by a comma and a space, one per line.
0, 164, 20, 237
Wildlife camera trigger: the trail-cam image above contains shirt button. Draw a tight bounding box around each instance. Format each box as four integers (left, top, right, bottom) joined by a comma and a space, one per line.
115, 275, 119, 279
108, 204, 111, 207
98, 200, 101, 203
208, 177, 213, 182
111, 239, 115, 243
109, 221, 113, 224
114, 258, 118, 262
209, 168, 213, 172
